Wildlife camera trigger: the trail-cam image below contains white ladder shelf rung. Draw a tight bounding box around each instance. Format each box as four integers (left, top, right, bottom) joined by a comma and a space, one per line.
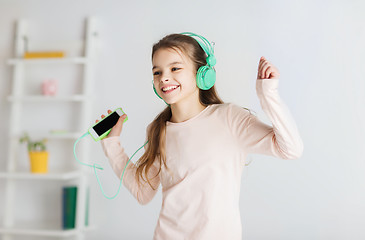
7, 95, 91, 102
0, 170, 83, 180
0, 225, 95, 237
7, 57, 89, 65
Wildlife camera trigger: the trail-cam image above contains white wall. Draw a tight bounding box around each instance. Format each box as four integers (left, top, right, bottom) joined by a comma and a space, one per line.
0, 0, 364, 239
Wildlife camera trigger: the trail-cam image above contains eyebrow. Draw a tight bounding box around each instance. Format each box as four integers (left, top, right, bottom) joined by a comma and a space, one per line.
152, 61, 183, 70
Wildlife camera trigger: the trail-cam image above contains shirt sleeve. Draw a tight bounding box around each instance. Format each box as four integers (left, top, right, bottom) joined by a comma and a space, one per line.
229, 78, 304, 160
100, 127, 160, 205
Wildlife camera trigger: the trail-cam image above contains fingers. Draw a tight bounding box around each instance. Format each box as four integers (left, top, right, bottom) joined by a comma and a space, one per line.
258, 57, 269, 78
108, 114, 127, 137
95, 109, 112, 123
116, 114, 127, 126
264, 66, 273, 79
258, 57, 265, 77
101, 110, 112, 119
261, 62, 270, 78
258, 56, 275, 79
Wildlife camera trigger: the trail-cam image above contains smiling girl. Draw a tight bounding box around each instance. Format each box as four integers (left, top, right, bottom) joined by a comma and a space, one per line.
98, 32, 303, 240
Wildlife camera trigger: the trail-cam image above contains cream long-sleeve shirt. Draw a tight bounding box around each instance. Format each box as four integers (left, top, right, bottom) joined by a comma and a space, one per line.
101, 78, 304, 240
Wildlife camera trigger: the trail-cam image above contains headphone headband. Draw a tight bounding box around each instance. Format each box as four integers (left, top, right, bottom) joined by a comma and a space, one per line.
179, 32, 215, 66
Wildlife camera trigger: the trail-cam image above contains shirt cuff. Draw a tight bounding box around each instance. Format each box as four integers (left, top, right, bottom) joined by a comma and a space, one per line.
256, 78, 279, 97
101, 136, 120, 144
100, 136, 122, 159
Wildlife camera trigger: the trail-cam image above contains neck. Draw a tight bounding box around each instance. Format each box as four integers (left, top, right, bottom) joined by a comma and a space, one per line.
169, 98, 206, 123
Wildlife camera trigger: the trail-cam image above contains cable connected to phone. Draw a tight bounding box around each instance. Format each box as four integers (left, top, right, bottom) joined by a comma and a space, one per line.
73, 132, 103, 170
73, 132, 148, 199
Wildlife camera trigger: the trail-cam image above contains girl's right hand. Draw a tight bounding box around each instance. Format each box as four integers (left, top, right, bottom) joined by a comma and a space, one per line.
95, 110, 128, 138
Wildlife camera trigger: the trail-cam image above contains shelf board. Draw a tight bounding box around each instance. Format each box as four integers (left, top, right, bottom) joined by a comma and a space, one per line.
46, 132, 85, 140
0, 225, 94, 237
10, 131, 84, 140
0, 170, 82, 180
7, 95, 90, 102
0, 227, 78, 237
7, 57, 89, 65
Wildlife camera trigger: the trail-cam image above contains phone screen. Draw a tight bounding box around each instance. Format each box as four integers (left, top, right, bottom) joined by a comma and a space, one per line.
93, 111, 120, 136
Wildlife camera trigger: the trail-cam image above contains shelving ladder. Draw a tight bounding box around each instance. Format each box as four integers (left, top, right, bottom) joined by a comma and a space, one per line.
0, 17, 98, 240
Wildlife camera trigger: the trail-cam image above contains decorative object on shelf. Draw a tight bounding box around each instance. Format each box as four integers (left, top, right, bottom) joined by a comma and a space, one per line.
24, 51, 65, 59
42, 79, 58, 96
19, 132, 49, 173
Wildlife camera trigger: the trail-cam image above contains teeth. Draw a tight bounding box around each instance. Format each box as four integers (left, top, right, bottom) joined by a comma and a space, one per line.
162, 85, 179, 92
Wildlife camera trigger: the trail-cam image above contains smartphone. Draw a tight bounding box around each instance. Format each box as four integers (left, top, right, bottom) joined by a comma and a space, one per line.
88, 108, 128, 141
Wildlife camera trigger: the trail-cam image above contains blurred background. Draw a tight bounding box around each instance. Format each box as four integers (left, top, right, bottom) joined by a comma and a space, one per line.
0, 0, 364, 239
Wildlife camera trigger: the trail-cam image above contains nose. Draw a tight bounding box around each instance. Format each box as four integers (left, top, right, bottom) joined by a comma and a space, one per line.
153, 74, 169, 89
159, 72, 171, 83
160, 78, 169, 84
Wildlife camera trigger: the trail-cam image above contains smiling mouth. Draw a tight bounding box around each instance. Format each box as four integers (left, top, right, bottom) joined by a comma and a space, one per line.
162, 85, 180, 93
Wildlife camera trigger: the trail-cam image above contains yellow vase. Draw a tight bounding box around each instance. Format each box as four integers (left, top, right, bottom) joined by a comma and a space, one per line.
29, 151, 49, 173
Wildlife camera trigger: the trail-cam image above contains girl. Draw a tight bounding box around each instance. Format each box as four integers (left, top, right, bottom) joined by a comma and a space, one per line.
97, 33, 303, 240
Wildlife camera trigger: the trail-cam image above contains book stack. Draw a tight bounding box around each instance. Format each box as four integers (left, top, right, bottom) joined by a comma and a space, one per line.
24, 51, 65, 59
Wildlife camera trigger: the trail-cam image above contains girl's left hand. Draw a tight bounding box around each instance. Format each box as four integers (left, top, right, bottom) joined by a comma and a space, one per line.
257, 56, 280, 79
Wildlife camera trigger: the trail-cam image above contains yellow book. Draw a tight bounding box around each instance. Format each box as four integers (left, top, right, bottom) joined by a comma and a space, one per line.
24, 51, 65, 59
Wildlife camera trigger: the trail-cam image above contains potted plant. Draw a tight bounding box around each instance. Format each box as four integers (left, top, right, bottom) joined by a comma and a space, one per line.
19, 133, 49, 173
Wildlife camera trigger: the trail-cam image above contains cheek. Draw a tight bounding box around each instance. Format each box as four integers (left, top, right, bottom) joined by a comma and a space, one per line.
153, 81, 160, 91
183, 79, 198, 92
178, 71, 197, 90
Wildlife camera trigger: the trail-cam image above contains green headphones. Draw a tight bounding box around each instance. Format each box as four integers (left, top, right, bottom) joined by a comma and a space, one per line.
153, 32, 216, 101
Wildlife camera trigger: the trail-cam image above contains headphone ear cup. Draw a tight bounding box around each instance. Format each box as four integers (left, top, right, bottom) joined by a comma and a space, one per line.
153, 84, 163, 99
196, 66, 216, 90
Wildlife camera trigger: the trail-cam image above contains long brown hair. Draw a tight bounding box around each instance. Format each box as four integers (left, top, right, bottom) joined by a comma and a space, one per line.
134, 33, 224, 190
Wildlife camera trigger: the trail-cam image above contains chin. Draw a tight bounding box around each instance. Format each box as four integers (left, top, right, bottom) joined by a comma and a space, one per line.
165, 99, 177, 105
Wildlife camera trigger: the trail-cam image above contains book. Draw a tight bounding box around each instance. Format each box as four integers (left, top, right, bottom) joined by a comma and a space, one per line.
85, 187, 89, 226
62, 186, 77, 229
62, 186, 90, 229
24, 51, 65, 59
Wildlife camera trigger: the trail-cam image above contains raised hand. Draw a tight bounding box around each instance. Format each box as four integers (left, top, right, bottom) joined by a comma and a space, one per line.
257, 56, 280, 79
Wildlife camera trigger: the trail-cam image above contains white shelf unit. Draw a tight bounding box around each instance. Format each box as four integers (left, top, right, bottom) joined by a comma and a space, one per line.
1, 17, 98, 240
